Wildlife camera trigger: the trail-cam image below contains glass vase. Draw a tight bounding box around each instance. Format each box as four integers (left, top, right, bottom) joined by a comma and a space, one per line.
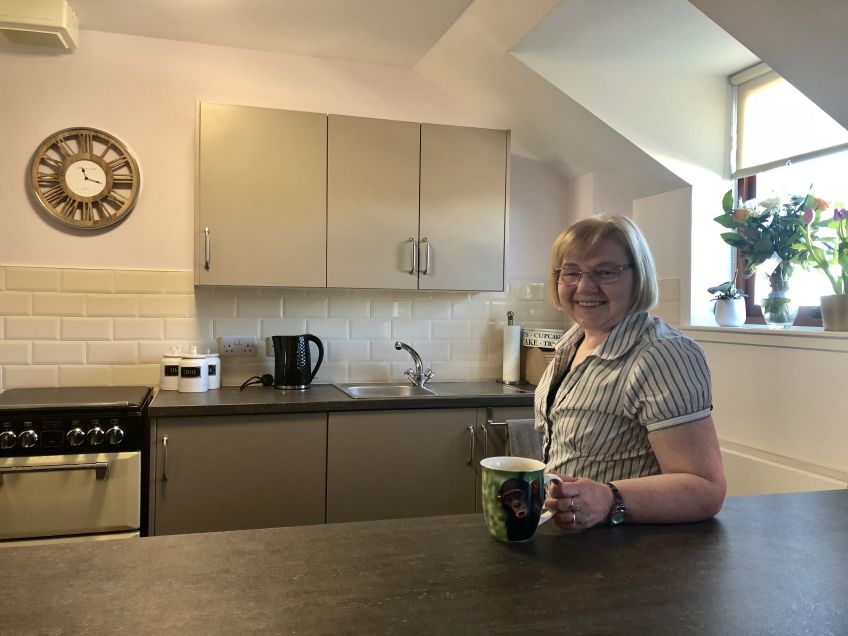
761, 286, 798, 328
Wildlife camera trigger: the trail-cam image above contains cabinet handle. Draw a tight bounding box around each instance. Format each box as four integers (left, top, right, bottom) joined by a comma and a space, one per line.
204, 227, 211, 270
467, 424, 475, 465
421, 237, 431, 275
162, 435, 169, 482
408, 237, 417, 275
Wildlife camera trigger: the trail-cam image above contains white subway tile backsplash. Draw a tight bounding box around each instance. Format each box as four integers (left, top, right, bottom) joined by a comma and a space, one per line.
87, 342, 138, 365
87, 294, 138, 317
4, 365, 58, 388
371, 298, 411, 319
61, 318, 113, 341
392, 319, 431, 340
114, 318, 164, 340
61, 269, 113, 293
140, 295, 189, 317
32, 341, 85, 364
0, 268, 566, 390
5, 317, 60, 340
59, 365, 112, 387
350, 319, 390, 340
6, 267, 60, 292
327, 340, 369, 362
306, 319, 349, 340
329, 296, 370, 319
33, 293, 85, 316
0, 292, 32, 316
285, 296, 328, 318
412, 299, 451, 320
0, 342, 31, 364
114, 271, 165, 294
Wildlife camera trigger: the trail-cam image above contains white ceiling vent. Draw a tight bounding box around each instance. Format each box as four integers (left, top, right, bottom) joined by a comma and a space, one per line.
0, 0, 79, 50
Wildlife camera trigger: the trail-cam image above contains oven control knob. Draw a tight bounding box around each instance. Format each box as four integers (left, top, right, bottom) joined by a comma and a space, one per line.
87, 427, 105, 446
106, 426, 124, 446
67, 428, 86, 447
19, 430, 38, 449
0, 430, 16, 449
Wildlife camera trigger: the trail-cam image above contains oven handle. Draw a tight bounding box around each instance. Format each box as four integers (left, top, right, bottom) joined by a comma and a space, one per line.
0, 461, 109, 485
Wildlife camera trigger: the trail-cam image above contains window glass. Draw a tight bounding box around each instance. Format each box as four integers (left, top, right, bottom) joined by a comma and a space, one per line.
749, 150, 848, 305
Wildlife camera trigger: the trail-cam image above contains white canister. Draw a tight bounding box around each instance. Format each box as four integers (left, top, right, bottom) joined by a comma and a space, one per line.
206, 353, 221, 390
160, 351, 181, 391
178, 349, 209, 393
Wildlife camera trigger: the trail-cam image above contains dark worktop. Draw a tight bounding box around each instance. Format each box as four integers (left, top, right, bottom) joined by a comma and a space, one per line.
149, 381, 534, 416
2, 489, 846, 634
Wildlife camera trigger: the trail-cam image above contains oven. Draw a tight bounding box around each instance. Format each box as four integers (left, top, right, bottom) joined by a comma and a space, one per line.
0, 386, 152, 547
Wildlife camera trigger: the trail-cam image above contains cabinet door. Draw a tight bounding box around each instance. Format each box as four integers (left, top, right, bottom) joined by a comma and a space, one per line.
327, 409, 477, 523
153, 413, 327, 535
196, 103, 327, 287
327, 115, 420, 289
419, 124, 509, 291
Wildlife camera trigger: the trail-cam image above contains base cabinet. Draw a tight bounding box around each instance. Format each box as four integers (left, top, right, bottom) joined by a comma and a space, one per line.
151, 414, 327, 535
326, 409, 478, 523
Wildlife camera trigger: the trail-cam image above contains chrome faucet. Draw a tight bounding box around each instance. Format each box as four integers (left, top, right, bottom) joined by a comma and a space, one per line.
394, 341, 435, 387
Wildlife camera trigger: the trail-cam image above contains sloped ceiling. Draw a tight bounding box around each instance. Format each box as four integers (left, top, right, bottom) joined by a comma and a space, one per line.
689, 0, 848, 131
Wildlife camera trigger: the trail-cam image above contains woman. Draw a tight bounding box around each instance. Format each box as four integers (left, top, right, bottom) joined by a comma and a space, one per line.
538, 216, 726, 529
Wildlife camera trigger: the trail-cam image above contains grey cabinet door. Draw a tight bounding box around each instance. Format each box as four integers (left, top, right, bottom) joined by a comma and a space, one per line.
419, 124, 509, 291
153, 413, 327, 535
327, 114, 420, 289
196, 103, 327, 287
327, 409, 478, 523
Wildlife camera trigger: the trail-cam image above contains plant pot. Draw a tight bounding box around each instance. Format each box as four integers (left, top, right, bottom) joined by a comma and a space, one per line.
761, 288, 798, 328
713, 298, 746, 327
820, 294, 848, 331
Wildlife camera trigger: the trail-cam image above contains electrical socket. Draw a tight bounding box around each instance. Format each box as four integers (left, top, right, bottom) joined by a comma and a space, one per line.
218, 336, 259, 357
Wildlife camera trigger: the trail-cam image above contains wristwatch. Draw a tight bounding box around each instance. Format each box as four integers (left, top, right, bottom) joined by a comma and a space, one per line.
606, 482, 626, 525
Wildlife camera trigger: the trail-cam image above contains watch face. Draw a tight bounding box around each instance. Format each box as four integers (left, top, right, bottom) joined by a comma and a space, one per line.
610, 510, 626, 525
29, 127, 141, 229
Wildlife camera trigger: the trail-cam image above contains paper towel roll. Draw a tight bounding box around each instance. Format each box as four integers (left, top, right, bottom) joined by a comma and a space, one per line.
502, 325, 521, 383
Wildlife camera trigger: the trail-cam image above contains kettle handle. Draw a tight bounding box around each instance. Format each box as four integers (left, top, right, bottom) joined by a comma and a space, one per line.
306, 334, 324, 382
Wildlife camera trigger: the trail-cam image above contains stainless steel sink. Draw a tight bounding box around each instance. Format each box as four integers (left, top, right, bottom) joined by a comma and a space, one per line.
334, 383, 437, 399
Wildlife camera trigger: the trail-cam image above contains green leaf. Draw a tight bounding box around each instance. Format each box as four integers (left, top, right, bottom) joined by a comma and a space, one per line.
713, 214, 737, 229
721, 190, 734, 214
753, 236, 773, 252
720, 232, 747, 248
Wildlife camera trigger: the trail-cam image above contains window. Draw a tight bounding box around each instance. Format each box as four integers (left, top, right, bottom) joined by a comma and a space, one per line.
730, 64, 848, 322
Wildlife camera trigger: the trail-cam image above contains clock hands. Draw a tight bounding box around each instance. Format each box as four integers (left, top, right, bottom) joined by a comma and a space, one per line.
79, 166, 103, 185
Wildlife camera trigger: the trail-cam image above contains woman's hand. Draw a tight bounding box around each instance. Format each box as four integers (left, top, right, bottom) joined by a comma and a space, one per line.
545, 474, 614, 530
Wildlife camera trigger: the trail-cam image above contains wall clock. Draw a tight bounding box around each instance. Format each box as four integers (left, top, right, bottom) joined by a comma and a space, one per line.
29, 127, 141, 229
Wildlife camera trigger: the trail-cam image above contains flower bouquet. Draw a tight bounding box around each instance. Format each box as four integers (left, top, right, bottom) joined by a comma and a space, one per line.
800, 198, 848, 330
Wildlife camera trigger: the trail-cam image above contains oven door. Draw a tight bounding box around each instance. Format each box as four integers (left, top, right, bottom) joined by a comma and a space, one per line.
0, 452, 140, 541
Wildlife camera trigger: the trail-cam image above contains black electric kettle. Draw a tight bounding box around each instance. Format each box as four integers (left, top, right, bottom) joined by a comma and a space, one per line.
272, 334, 324, 389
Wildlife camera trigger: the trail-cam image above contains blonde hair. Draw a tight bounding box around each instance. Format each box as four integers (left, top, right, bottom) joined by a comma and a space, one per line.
547, 216, 659, 313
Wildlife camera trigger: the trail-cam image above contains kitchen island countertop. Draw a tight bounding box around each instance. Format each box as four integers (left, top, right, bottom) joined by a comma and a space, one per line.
149, 380, 534, 416
1, 489, 846, 634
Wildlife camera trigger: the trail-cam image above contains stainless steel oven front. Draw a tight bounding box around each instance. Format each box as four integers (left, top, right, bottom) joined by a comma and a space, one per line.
0, 386, 152, 547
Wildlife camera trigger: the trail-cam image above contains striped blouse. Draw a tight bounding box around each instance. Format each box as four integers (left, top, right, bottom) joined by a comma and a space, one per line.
534, 312, 712, 482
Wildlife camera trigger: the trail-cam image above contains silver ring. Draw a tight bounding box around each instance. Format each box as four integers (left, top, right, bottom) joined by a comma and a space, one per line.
569, 498, 575, 511
572, 511, 578, 527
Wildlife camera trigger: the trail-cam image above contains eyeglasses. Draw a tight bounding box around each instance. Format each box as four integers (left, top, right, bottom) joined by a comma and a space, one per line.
553, 263, 633, 286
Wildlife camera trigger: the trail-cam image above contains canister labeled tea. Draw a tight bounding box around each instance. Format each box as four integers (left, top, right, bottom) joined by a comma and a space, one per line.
160, 347, 181, 391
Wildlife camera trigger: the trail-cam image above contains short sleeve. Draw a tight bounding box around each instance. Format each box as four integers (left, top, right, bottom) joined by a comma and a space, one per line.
625, 336, 712, 432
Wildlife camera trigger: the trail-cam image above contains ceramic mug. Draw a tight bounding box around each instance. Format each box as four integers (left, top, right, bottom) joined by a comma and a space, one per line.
480, 456, 561, 542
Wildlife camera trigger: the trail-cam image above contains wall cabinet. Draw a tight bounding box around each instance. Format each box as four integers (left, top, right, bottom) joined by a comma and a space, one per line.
197, 103, 509, 291
196, 103, 327, 287
327, 117, 509, 291
150, 413, 327, 535
326, 409, 479, 523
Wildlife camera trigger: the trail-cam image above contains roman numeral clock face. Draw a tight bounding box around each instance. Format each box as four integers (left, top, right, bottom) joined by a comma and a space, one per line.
30, 127, 141, 229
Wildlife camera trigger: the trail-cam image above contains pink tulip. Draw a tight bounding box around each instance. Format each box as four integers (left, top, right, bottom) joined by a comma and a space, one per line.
803, 208, 814, 224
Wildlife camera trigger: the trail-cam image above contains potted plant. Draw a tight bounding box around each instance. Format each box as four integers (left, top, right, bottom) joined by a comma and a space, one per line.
715, 191, 810, 327
708, 279, 747, 327
801, 201, 848, 331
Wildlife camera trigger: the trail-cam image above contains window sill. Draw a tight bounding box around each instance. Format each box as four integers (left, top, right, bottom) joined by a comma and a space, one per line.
681, 324, 848, 353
